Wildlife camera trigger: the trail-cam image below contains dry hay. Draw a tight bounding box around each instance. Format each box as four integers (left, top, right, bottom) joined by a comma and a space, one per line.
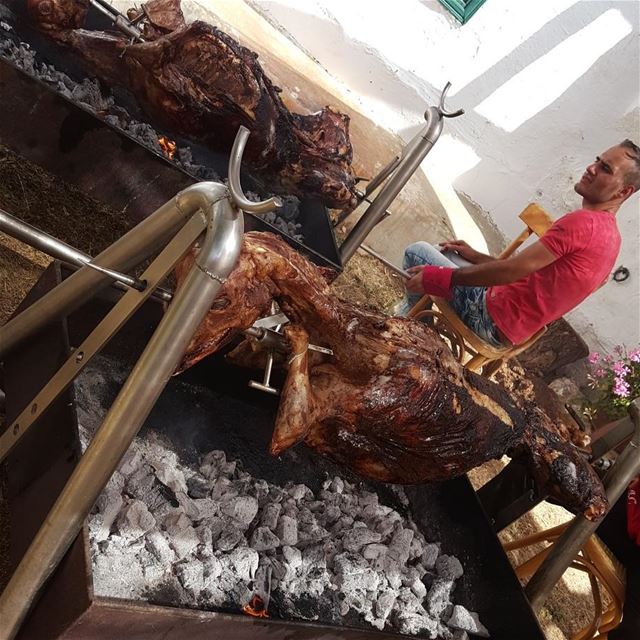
330, 247, 406, 314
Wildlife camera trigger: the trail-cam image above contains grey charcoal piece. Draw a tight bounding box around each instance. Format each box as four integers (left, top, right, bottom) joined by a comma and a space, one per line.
388, 527, 415, 565
192, 497, 218, 521
118, 449, 142, 478
447, 605, 490, 638
175, 492, 201, 520
260, 503, 282, 530
362, 542, 387, 561
163, 512, 199, 559
276, 514, 298, 546
324, 505, 342, 524
186, 475, 210, 499
220, 495, 259, 527
250, 526, 281, 552
330, 476, 345, 493
175, 559, 205, 595
342, 527, 382, 552
396, 612, 439, 639
452, 630, 469, 640
151, 459, 188, 495
210, 477, 235, 500
215, 527, 245, 552
125, 465, 156, 500
115, 500, 156, 542
289, 483, 313, 501
281, 545, 303, 571
145, 530, 176, 565
436, 554, 464, 580
202, 556, 223, 590
334, 553, 380, 592
425, 578, 454, 619
226, 547, 260, 582
409, 575, 427, 599
93, 489, 123, 542
382, 558, 403, 590
421, 543, 440, 570
375, 590, 397, 622
195, 524, 213, 553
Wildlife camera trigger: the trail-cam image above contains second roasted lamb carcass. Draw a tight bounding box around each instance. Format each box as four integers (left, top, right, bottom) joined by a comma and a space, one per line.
27, 0, 358, 209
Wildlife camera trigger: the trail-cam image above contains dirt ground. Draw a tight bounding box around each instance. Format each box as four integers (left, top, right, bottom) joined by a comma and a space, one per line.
0, 145, 607, 639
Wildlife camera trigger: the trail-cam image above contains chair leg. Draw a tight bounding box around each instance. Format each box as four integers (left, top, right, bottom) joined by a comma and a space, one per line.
482, 358, 505, 377
407, 295, 431, 319
465, 353, 489, 372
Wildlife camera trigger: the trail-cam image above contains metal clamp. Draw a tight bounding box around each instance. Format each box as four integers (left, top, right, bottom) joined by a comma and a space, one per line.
436, 81, 465, 119
228, 127, 282, 214
249, 304, 281, 395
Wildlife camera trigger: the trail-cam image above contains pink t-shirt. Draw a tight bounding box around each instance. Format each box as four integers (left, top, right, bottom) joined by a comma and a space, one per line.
486, 209, 621, 345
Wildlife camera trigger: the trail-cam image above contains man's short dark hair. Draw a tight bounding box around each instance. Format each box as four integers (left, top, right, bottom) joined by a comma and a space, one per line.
620, 139, 640, 192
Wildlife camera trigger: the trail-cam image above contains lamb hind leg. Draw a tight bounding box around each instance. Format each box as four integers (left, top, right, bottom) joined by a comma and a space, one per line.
269, 325, 314, 456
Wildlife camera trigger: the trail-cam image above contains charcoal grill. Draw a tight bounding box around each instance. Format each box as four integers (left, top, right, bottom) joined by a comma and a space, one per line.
1, 262, 545, 639
0, 4, 545, 637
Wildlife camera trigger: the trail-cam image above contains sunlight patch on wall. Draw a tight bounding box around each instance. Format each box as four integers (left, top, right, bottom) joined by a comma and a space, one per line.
420, 135, 488, 252
475, 9, 632, 133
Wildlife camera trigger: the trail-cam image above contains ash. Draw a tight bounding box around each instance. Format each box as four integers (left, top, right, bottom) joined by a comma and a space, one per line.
0, 22, 304, 243
78, 420, 488, 639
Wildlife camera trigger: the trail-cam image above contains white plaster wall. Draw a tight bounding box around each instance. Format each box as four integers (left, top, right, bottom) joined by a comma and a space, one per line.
250, 0, 640, 353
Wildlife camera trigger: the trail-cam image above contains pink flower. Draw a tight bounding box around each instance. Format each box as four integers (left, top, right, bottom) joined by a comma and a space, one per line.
629, 348, 640, 363
613, 378, 631, 398
593, 366, 606, 379
613, 361, 630, 377
588, 352, 600, 364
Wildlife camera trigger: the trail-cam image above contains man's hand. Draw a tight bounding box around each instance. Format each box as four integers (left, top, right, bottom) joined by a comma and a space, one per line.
405, 266, 425, 294
405, 265, 454, 299
439, 240, 492, 264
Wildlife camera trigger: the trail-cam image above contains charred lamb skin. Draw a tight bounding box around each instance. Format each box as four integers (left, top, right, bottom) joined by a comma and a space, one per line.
175, 232, 608, 523
27, 0, 358, 209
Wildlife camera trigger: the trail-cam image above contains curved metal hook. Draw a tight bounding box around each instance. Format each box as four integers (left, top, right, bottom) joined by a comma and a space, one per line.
228, 126, 282, 214
438, 81, 465, 119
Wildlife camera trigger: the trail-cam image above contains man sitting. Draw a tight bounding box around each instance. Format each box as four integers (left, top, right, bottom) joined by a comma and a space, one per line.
399, 140, 640, 347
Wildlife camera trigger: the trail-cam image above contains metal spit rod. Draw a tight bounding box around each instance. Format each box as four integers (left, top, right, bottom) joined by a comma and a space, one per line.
339, 82, 464, 263
525, 398, 640, 610
360, 243, 409, 280
88, 0, 145, 42
0, 208, 172, 301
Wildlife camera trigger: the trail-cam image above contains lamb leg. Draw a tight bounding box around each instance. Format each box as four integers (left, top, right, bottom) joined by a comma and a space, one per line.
270, 325, 313, 456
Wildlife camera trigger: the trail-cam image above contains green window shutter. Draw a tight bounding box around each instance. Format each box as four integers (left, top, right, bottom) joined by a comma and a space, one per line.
438, 0, 488, 24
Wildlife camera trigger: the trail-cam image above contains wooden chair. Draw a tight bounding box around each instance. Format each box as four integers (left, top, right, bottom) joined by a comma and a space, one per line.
504, 524, 626, 640
407, 203, 555, 374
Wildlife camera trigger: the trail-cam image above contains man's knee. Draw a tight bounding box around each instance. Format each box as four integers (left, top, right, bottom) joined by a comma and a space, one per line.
403, 241, 437, 268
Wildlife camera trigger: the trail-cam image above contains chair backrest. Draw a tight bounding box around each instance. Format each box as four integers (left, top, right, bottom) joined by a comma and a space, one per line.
497, 203, 555, 259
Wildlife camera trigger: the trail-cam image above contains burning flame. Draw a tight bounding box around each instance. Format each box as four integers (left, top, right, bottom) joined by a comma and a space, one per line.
242, 595, 269, 618
158, 136, 176, 160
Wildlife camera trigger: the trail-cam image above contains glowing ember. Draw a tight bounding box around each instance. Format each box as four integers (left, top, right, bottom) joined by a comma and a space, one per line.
158, 136, 176, 160
242, 595, 269, 618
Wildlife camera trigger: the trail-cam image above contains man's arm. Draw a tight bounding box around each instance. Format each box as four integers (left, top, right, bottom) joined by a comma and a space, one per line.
451, 240, 557, 287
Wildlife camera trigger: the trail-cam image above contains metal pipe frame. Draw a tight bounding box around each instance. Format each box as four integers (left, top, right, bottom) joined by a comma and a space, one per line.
339, 82, 464, 263
0, 208, 172, 302
525, 398, 640, 610
0, 190, 201, 359
0, 212, 207, 464
0, 184, 243, 640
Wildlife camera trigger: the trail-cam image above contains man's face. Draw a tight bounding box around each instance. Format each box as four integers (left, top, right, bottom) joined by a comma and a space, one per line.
574, 145, 635, 204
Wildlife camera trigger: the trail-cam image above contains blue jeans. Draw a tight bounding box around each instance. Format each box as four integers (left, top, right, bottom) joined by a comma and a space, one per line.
398, 241, 504, 348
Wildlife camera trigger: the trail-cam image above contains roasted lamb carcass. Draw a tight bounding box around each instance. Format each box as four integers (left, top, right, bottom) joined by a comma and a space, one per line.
174, 232, 608, 522
26, 0, 358, 209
